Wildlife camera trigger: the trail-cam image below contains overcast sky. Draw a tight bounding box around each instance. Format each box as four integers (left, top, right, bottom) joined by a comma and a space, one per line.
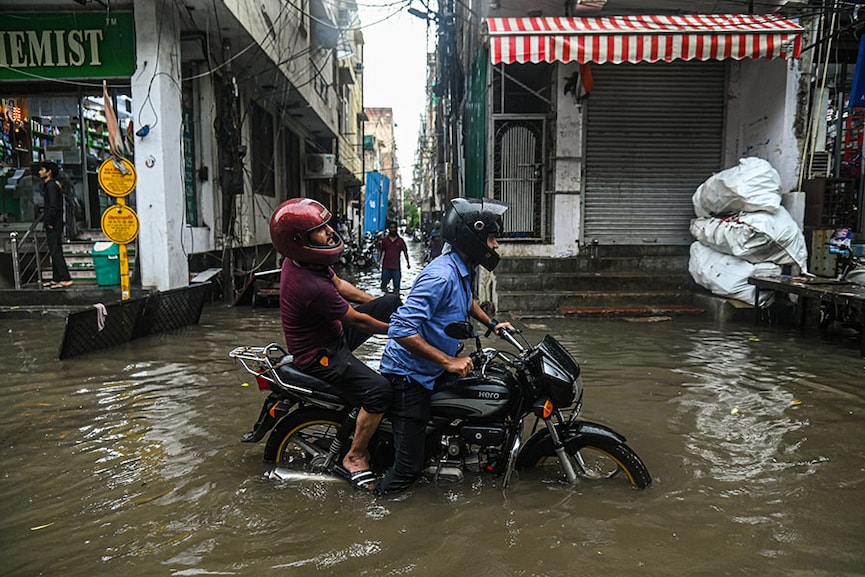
358, 2, 433, 189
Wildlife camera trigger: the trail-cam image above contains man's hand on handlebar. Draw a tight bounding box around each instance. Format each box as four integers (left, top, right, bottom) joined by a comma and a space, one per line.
485, 320, 516, 338
444, 355, 474, 377
493, 321, 515, 335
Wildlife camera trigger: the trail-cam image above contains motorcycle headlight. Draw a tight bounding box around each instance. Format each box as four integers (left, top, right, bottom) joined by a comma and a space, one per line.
573, 374, 583, 406
532, 335, 581, 406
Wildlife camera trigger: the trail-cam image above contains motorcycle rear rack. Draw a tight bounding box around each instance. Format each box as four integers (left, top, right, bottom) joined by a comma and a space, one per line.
229, 344, 347, 411
229, 343, 292, 387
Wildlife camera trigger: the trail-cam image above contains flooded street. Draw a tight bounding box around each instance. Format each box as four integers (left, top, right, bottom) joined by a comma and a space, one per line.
2, 242, 865, 576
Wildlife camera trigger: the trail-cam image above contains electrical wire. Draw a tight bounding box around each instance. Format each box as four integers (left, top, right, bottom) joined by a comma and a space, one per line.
0, 66, 131, 88
280, 0, 415, 34
3, 2, 857, 92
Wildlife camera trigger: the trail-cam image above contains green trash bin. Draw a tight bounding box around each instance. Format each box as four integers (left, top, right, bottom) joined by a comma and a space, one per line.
92, 241, 120, 287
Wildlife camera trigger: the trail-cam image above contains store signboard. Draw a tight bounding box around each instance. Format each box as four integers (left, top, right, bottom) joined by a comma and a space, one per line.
0, 12, 135, 81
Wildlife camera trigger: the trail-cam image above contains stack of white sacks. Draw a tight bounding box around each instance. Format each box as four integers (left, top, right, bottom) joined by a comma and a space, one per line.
689, 157, 809, 306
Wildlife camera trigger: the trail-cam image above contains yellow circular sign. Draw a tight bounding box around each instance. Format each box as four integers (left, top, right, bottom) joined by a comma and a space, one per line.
101, 204, 140, 245
98, 158, 137, 197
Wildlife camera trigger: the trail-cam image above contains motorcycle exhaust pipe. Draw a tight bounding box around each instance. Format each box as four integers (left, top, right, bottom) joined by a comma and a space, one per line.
266, 468, 341, 483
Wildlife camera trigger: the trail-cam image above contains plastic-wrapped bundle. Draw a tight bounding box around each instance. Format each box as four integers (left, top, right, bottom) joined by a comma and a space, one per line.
688, 242, 780, 306
689, 206, 808, 273
692, 157, 782, 217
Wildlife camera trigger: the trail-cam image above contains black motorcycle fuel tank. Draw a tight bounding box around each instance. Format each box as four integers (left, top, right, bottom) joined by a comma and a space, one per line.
431, 366, 513, 419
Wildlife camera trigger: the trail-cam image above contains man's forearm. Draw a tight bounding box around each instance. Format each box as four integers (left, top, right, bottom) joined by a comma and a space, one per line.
470, 301, 493, 327
343, 306, 388, 334
347, 314, 388, 334
333, 274, 374, 303
396, 334, 452, 367
396, 333, 474, 376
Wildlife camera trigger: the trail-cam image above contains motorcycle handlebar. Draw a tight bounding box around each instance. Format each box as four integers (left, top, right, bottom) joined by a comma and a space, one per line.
494, 325, 525, 352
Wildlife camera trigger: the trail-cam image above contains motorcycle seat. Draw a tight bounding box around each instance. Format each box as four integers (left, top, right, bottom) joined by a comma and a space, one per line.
274, 355, 344, 397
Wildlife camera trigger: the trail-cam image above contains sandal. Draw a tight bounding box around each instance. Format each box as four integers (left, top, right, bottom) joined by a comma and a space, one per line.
333, 464, 377, 492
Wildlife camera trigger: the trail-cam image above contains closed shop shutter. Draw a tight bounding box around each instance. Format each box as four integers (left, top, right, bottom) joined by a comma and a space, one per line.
583, 61, 725, 245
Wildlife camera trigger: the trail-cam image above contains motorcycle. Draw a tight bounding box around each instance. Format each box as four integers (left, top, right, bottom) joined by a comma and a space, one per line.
819, 245, 865, 331
337, 239, 356, 267
350, 232, 378, 269
836, 245, 865, 287
228, 323, 651, 490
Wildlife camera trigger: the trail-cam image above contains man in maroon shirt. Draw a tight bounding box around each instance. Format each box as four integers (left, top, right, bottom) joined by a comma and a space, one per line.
271, 198, 400, 491
377, 220, 410, 293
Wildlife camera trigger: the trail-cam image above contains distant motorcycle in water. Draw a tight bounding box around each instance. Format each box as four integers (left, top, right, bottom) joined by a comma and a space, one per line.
335, 232, 377, 269
229, 322, 652, 490
819, 245, 865, 332
837, 246, 865, 287
337, 239, 356, 267
350, 232, 378, 269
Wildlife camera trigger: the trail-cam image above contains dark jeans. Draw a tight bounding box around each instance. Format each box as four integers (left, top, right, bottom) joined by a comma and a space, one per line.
380, 267, 402, 292
46, 225, 71, 282
342, 294, 401, 350
300, 294, 401, 415
376, 374, 432, 495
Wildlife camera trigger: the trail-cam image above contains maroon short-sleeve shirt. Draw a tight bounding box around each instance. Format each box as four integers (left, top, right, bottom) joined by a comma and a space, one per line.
280, 259, 350, 368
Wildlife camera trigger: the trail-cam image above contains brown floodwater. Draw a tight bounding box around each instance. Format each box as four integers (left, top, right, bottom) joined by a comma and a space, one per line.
2, 244, 864, 576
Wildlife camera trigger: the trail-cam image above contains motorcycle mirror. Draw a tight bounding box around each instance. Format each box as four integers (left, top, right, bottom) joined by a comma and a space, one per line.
444, 321, 475, 340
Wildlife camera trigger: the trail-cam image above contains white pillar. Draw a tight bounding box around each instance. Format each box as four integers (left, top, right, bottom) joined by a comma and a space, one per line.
131, 0, 188, 290
553, 63, 583, 256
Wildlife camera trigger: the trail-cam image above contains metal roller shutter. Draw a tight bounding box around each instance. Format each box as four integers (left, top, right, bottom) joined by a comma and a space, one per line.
583, 61, 725, 245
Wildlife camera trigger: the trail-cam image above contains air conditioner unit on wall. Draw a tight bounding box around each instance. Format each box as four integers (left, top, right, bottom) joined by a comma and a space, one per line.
304, 153, 337, 179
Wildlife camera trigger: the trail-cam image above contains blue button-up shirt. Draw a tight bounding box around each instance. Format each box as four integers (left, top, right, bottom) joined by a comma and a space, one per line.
380, 251, 473, 390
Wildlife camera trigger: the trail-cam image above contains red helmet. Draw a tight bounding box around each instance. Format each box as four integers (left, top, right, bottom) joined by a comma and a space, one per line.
269, 198, 344, 265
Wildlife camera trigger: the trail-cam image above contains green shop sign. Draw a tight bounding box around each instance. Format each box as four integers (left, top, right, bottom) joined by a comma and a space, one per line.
0, 12, 135, 81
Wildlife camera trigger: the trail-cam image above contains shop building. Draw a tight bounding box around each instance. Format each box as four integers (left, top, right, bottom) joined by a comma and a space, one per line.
440, 4, 808, 253
1, 0, 366, 295
417, 0, 865, 312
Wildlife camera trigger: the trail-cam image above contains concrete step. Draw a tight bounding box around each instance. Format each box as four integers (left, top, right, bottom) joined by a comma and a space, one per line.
71, 229, 113, 240
557, 290, 697, 308
39, 243, 136, 286
493, 245, 697, 316
498, 255, 691, 275
497, 289, 699, 314
0, 286, 154, 319
559, 304, 705, 318
495, 271, 691, 292
62, 240, 137, 256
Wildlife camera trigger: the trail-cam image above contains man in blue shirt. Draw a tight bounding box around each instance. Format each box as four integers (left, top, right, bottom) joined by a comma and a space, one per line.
377, 198, 514, 495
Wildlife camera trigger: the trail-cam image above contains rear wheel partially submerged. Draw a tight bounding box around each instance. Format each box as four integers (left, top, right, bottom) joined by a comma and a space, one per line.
263, 408, 343, 471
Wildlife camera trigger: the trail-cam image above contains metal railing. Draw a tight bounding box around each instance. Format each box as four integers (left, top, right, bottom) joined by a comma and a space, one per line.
9, 219, 48, 289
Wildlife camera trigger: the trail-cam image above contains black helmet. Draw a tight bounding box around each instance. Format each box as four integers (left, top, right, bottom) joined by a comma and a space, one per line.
441, 197, 508, 271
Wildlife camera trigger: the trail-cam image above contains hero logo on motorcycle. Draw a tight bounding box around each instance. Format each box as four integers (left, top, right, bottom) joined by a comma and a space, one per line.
229, 323, 651, 491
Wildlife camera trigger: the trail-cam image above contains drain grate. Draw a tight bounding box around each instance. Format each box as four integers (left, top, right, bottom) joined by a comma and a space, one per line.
58, 283, 211, 359
133, 283, 210, 338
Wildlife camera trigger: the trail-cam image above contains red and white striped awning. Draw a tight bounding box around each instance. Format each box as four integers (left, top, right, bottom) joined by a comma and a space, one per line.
487, 14, 803, 65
